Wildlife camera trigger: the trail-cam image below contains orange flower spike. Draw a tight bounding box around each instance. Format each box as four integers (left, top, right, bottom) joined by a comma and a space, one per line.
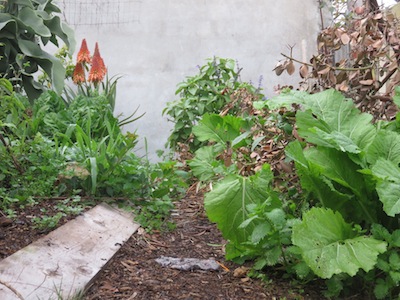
88, 42, 107, 84
72, 62, 86, 84
77, 39, 91, 64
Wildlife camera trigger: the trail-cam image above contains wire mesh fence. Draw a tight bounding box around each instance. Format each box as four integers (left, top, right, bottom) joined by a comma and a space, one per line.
57, 0, 141, 27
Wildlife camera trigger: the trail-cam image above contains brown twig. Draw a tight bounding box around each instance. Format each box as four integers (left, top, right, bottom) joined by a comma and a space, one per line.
280, 53, 374, 72
0, 132, 24, 175
0, 280, 25, 300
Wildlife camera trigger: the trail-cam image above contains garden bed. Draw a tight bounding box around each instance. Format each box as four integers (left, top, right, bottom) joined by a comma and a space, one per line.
1, 191, 325, 299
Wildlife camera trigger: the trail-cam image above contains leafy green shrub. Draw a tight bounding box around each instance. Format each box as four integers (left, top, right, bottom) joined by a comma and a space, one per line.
0, 0, 75, 100
0, 80, 64, 207
0, 64, 185, 231
163, 57, 263, 152
199, 88, 400, 299
33, 92, 121, 142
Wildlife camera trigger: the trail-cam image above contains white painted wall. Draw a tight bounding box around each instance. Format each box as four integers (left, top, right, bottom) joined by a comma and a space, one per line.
58, 0, 322, 161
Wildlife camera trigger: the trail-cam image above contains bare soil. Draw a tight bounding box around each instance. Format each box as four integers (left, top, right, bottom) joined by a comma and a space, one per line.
1, 192, 325, 300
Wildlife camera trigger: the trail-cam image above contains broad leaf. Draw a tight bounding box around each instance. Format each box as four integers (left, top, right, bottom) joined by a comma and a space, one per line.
366, 130, 400, 166
18, 38, 65, 95
296, 89, 376, 154
265, 89, 309, 110
192, 113, 244, 147
188, 145, 224, 181
18, 7, 51, 37
304, 147, 368, 199
204, 165, 280, 245
286, 141, 373, 223
371, 158, 400, 216
292, 208, 387, 279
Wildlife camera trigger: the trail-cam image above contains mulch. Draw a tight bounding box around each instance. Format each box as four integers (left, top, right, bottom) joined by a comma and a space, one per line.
83, 191, 324, 300
0, 192, 325, 299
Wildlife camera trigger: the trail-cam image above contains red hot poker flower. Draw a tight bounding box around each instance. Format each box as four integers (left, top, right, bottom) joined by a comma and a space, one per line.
88, 42, 107, 84
72, 62, 86, 84
77, 39, 91, 64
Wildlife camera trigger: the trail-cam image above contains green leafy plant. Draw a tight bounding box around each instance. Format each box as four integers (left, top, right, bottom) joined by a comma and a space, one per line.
270, 88, 400, 297
0, 0, 75, 100
0, 77, 172, 233
199, 88, 400, 298
32, 210, 65, 230
163, 57, 262, 152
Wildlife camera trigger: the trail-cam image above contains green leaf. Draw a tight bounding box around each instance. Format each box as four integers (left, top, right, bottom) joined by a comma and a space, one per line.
0, 13, 17, 36
374, 278, 390, 300
371, 223, 392, 242
286, 141, 372, 222
266, 89, 309, 109
394, 86, 400, 108
376, 257, 391, 272
253, 101, 267, 110
44, 15, 75, 53
304, 147, 368, 199
389, 252, 400, 270
389, 271, 400, 284
18, 7, 51, 37
204, 165, 279, 245
296, 89, 376, 154
231, 130, 251, 148
250, 223, 271, 244
192, 113, 243, 146
366, 130, 400, 166
18, 39, 65, 94
371, 158, 400, 216
391, 230, 400, 247
188, 145, 223, 181
88, 156, 97, 195
292, 207, 387, 279
292, 261, 311, 279
251, 135, 266, 151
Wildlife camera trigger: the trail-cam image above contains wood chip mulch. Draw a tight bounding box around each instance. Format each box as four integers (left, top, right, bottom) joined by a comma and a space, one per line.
83, 191, 324, 300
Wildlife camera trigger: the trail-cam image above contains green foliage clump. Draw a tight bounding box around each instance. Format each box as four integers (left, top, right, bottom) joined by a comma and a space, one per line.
0, 0, 75, 100
163, 57, 263, 152
0, 78, 188, 232
188, 87, 400, 299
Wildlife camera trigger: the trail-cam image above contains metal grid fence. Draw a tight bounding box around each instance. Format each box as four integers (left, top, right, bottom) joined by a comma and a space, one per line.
57, 0, 141, 27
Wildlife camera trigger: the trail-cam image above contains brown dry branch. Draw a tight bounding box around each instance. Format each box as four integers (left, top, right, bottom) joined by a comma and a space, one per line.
275, 2, 400, 121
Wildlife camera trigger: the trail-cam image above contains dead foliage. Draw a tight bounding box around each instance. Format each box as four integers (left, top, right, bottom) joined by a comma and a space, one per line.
274, 2, 400, 120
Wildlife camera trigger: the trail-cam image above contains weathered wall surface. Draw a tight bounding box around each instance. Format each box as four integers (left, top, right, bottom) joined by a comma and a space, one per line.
58, 0, 321, 160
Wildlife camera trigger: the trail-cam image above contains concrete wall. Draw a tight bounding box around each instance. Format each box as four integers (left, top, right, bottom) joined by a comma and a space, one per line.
58, 0, 321, 161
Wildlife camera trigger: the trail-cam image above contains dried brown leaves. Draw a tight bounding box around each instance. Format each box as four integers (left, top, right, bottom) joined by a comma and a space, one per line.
275, 5, 400, 120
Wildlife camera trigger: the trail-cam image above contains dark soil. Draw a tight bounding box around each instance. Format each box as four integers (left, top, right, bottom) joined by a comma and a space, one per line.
1, 192, 325, 300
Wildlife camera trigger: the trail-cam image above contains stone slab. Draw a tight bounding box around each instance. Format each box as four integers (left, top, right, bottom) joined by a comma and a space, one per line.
0, 203, 139, 300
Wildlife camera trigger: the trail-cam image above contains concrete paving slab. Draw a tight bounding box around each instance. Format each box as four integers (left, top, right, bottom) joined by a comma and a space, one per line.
0, 203, 139, 300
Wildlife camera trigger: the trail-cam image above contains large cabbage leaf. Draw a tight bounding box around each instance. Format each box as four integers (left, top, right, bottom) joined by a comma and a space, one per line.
192, 113, 246, 147
204, 165, 280, 245
296, 89, 376, 155
292, 207, 387, 279
371, 158, 400, 217
366, 130, 400, 166
286, 141, 376, 223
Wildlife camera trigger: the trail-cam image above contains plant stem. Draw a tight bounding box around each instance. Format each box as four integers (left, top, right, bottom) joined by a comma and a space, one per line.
280, 53, 374, 72
0, 132, 24, 174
